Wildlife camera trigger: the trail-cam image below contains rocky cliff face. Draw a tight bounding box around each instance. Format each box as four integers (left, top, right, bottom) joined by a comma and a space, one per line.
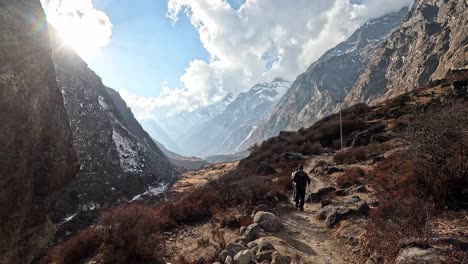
49, 36, 177, 235
181, 78, 291, 157
239, 9, 408, 150
346, 0, 467, 105
0, 1, 77, 263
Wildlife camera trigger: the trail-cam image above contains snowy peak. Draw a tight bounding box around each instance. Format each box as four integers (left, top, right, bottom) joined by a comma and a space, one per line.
178, 78, 291, 157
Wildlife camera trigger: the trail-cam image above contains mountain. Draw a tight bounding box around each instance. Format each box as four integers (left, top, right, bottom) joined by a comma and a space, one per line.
238, 8, 409, 150
140, 118, 183, 154
48, 31, 178, 234
0, 1, 77, 262
345, 0, 468, 105
154, 140, 210, 170
154, 93, 234, 148
180, 78, 291, 157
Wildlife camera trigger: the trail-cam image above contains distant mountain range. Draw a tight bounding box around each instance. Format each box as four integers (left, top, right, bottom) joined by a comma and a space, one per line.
238, 8, 409, 150
179, 78, 291, 157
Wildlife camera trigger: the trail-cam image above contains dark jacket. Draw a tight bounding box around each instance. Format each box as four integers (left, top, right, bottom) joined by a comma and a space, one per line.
293, 170, 311, 191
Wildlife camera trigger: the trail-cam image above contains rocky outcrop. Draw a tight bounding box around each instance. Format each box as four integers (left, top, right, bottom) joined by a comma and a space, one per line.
48, 31, 178, 236
0, 1, 77, 262
239, 9, 408, 150
346, 0, 468, 105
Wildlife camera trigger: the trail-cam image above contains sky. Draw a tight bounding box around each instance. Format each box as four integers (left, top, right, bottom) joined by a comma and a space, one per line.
40, 0, 413, 119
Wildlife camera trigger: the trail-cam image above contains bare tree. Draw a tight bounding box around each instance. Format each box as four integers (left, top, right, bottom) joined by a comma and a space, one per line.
404, 105, 468, 206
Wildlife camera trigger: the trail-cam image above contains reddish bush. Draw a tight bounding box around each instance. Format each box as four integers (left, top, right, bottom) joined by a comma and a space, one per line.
333, 147, 368, 164
336, 167, 365, 188
99, 204, 165, 263
45, 228, 103, 264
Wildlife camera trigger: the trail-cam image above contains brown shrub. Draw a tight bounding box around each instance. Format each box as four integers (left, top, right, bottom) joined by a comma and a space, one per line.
333, 147, 368, 164
333, 143, 391, 164
99, 204, 165, 263
45, 228, 103, 264
336, 167, 365, 188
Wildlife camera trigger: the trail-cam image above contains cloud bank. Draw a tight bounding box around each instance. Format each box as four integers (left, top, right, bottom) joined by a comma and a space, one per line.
40, 0, 112, 59
123, 0, 412, 120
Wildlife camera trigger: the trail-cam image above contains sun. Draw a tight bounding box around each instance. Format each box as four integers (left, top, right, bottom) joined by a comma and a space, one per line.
41, 0, 112, 59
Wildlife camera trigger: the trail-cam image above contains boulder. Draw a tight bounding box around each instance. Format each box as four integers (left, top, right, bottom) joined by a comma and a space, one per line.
257, 250, 275, 262
255, 162, 276, 175
220, 242, 248, 261
241, 223, 261, 243
308, 187, 336, 202
257, 241, 275, 253
275, 152, 305, 162
271, 252, 292, 264
351, 125, 386, 147
324, 166, 345, 174
251, 204, 272, 217
225, 255, 233, 264
247, 241, 258, 249
253, 211, 283, 232
317, 200, 370, 227
233, 250, 256, 264
396, 247, 437, 264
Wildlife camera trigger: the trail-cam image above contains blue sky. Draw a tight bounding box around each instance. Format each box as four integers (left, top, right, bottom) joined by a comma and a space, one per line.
84, 0, 246, 97
86, 0, 211, 97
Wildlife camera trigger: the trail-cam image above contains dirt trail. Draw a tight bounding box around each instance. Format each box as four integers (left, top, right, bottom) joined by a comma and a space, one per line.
268, 157, 355, 264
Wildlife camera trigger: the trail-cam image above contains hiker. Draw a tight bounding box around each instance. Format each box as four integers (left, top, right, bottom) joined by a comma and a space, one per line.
292, 164, 311, 211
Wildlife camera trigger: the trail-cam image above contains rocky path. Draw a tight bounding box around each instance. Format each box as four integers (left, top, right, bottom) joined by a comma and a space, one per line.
269, 158, 355, 263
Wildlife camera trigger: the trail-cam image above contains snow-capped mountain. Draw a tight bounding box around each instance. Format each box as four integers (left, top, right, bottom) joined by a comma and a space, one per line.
238, 8, 409, 150
49, 30, 178, 235
152, 93, 234, 153
180, 78, 291, 157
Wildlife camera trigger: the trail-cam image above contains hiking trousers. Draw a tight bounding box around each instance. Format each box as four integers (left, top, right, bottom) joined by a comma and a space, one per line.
295, 188, 306, 210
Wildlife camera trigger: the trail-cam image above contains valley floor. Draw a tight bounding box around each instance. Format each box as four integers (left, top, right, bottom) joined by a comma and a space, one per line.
162, 157, 361, 263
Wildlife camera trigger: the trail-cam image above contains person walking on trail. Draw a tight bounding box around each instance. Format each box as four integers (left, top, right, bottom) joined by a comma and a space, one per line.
292, 164, 311, 211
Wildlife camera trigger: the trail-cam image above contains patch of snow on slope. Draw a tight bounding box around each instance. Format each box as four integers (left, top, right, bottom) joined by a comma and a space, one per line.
130, 182, 169, 202
98, 96, 108, 110
112, 129, 142, 173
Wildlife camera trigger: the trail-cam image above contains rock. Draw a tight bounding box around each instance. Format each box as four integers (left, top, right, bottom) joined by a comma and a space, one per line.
233, 250, 255, 264
271, 252, 292, 264
255, 162, 276, 175
351, 125, 386, 147
251, 204, 271, 217
0, 1, 78, 262
308, 187, 336, 202
256, 250, 275, 262
321, 199, 334, 207
325, 166, 345, 174
219, 251, 229, 262
275, 152, 305, 162
317, 200, 369, 227
239, 226, 246, 235
241, 223, 261, 243
213, 262, 222, 264
247, 241, 258, 249
257, 241, 275, 253
355, 201, 370, 215
253, 211, 283, 232
225, 255, 233, 264
395, 247, 437, 264
325, 209, 338, 228
225, 242, 248, 256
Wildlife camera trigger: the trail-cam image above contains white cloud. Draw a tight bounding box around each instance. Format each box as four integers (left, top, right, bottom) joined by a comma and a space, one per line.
124, 0, 412, 120
40, 0, 112, 60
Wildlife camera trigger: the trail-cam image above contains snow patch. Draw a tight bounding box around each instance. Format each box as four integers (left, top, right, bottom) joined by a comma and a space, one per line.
130, 182, 169, 202
98, 96, 108, 110
112, 130, 142, 173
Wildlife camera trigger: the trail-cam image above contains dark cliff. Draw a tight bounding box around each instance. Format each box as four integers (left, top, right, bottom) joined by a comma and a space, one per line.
0, 1, 77, 263
48, 33, 178, 236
